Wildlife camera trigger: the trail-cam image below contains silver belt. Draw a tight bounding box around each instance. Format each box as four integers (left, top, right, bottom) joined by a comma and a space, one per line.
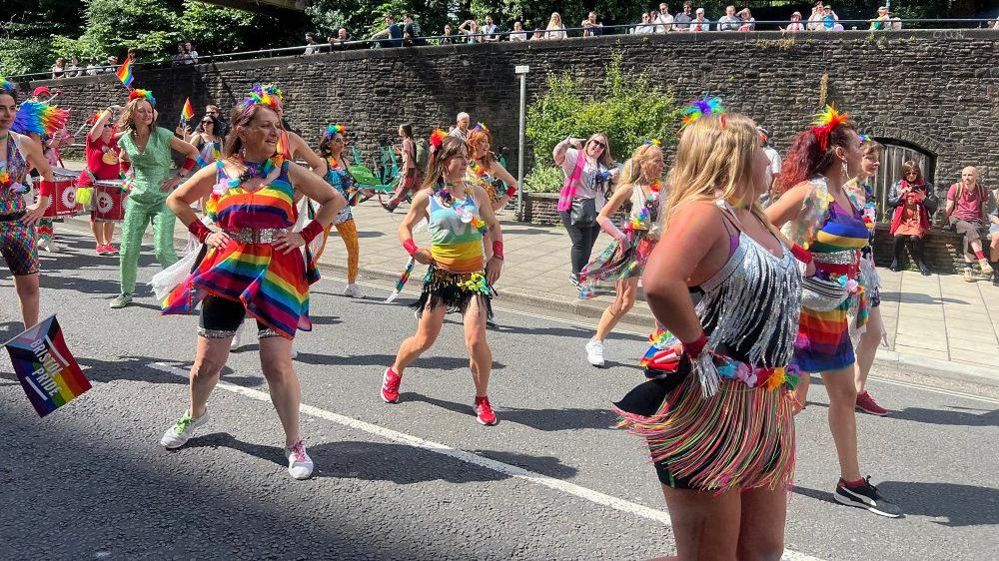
224, 228, 289, 244
812, 249, 858, 265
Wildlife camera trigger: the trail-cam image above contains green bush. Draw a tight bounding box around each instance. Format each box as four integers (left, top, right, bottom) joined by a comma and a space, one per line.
524, 54, 682, 192
523, 164, 565, 194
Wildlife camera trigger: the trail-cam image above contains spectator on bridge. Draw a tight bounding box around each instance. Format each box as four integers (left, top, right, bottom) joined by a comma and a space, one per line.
304, 32, 321, 54
509, 21, 529, 41
172, 44, 185, 65
653, 3, 673, 33
807, 2, 825, 30
183, 43, 198, 64
51, 57, 67, 78
458, 19, 482, 44
738, 8, 756, 31
449, 112, 471, 141
784, 11, 806, 32
531, 27, 546, 40
822, 5, 838, 30
887, 160, 937, 275
545, 12, 568, 39
127, 47, 139, 63
717, 6, 740, 31
870, 6, 891, 30
439, 23, 458, 44
481, 15, 500, 42
105, 56, 118, 73
582, 12, 604, 37
946, 166, 995, 282
635, 12, 656, 34
329, 28, 351, 49
371, 15, 404, 48
66, 56, 81, 77
403, 15, 427, 46
86, 58, 100, 75
690, 8, 711, 32
673, 2, 693, 30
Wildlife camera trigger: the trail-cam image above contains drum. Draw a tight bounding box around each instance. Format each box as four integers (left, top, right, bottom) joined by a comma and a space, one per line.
93, 180, 128, 223
44, 168, 86, 217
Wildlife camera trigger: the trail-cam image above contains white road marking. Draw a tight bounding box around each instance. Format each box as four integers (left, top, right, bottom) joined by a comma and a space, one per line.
151, 362, 823, 561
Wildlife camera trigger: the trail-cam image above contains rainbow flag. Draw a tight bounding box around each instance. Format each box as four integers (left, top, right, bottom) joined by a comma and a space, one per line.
116, 55, 134, 88
181, 98, 195, 121
4, 316, 90, 417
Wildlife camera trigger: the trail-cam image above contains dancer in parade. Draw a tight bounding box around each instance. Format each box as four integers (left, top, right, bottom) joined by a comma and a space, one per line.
0, 79, 58, 329
112, 89, 199, 309
466, 124, 518, 212
614, 107, 803, 560
158, 87, 346, 479
78, 105, 123, 255
318, 123, 363, 297
380, 133, 505, 426
579, 140, 664, 368
382, 123, 421, 213
767, 106, 902, 517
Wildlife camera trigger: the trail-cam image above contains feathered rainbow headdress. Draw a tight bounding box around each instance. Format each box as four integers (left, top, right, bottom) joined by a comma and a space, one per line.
811, 104, 850, 151
235, 83, 283, 116
253, 83, 284, 101
680, 96, 725, 130
12, 100, 70, 137
128, 88, 156, 107
643, 138, 662, 147
323, 123, 346, 140
0, 77, 15, 97
472, 122, 489, 133
858, 133, 871, 143
429, 129, 447, 152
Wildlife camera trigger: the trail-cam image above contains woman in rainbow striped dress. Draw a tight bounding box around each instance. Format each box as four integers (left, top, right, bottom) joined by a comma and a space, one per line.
156, 88, 346, 480
767, 106, 902, 517
381, 133, 506, 426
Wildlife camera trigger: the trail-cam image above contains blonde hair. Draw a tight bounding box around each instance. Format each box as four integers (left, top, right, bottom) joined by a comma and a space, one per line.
585, 133, 616, 169
664, 112, 768, 228
117, 97, 157, 134
548, 12, 563, 27
616, 143, 663, 188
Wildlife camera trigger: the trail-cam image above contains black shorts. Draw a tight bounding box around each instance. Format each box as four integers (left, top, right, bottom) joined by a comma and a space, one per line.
198, 295, 277, 339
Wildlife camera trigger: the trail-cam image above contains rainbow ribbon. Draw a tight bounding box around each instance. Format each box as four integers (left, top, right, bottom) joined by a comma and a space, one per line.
384, 257, 416, 304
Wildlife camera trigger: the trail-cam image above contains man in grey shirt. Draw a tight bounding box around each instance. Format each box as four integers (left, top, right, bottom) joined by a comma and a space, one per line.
717, 6, 741, 31
673, 2, 693, 30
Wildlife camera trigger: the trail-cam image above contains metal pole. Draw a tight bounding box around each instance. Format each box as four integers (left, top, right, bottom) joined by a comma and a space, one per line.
516, 72, 527, 219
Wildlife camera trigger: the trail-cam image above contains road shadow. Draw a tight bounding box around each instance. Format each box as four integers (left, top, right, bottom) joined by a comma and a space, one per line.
883, 291, 969, 305
889, 405, 998, 427
308, 314, 342, 326
402, 393, 618, 431
82, 356, 263, 388
183, 432, 578, 483
875, 481, 999, 527
292, 352, 505, 371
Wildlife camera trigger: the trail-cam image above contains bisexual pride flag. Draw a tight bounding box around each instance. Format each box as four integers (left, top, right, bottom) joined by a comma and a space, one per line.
4, 316, 90, 417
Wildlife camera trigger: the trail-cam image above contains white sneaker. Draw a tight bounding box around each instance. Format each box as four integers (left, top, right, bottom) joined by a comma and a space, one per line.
285, 440, 314, 480
585, 340, 606, 367
290, 346, 299, 360
230, 325, 245, 350
160, 410, 209, 449
343, 283, 363, 298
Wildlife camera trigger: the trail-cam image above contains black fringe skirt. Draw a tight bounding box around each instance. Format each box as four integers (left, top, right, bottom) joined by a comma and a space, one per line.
412, 265, 495, 319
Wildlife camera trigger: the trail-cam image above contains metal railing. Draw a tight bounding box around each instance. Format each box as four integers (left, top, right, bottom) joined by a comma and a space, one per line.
7, 17, 998, 81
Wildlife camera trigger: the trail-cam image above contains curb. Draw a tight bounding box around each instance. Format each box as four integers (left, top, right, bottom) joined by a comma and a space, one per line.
872, 349, 999, 390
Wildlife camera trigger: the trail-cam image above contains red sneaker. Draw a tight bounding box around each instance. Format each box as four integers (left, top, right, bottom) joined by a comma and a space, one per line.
381, 367, 401, 403
474, 396, 498, 426
856, 391, 889, 416
106, 244, 119, 255
96, 244, 106, 255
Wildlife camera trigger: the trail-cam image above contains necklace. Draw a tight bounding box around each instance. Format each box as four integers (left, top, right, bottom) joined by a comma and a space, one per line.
433, 181, 471, 207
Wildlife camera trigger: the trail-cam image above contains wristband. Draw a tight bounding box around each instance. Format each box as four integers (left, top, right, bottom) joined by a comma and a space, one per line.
38, 180, 55, 197
188, 219, 212, 243
300, 221, 324, 244
790, 244, 813, 264
505, 184, 518, 198
682, 333, 708, 359
181, 157, 198, 173
492, 240, 504, 260
403, 239, 419, 256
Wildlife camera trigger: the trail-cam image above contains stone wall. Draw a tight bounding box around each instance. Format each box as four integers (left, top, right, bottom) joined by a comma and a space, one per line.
20, 29, 999, 191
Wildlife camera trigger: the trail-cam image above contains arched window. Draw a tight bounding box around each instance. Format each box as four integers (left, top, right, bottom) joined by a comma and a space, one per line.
869, 139, 937, 221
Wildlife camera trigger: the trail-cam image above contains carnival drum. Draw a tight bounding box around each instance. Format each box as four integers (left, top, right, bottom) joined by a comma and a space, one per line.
93, 179, 128, 223
43, 168, 86, 217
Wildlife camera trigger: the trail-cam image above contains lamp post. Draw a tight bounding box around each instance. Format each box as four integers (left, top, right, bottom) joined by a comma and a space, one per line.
514, 64, 530, 219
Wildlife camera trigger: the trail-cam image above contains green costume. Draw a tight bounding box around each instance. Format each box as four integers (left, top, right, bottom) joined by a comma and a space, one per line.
117, 126, 178, 296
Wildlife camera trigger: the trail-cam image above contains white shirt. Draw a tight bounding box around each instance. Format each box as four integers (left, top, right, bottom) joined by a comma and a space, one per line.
304, 43, 321, 55
653, 13, 674, 33
634, 23, 656, 34
545, 26, 567, 39
481, 23, 499, 41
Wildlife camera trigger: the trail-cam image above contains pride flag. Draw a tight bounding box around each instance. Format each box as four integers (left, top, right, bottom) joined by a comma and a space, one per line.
116, 55, 134, 88
181, 97, 195, 121
4, 316, 90, 417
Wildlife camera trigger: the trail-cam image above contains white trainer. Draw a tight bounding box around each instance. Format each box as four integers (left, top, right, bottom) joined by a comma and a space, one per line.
343, 283, 364, 298
230, 324, 246, 350
160, 410, 209, 449
585, 340, 606, 368
290, 346, 299, 360
285, 440, 314, 480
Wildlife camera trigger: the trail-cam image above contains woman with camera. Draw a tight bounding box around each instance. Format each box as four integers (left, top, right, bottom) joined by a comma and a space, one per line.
553, 134, 618, 288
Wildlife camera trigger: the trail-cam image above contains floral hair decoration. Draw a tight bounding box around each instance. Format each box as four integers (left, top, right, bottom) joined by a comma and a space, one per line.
323, 123, 346, 140
128, 89, 156, 107
811, 104, 850, 152
0, 77, 15, 97
681, 96, 725, 131
429, 128, 447, 152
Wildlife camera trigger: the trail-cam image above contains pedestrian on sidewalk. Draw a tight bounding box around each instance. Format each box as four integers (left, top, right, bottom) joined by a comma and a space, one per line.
945, 166, 995, 282
767, 105, 902, 518
615, 110, 803, 560
554, 133, 618, 287
381, 133, 505, 426
111, 89, 200, 309
77, 105, 123, 255
382, 123, 421, 212
318, 123, 363, 297
852, 140, 890, 416
158, 90, 346, 480
887, 160, 937, 275
579, 141, 663, 367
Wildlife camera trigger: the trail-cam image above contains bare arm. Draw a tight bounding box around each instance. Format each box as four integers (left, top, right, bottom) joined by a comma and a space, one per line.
20, 134, 56, 225
473, 185, 504, 285
596, 182, 634, 241
89, 108, 115, 141
168, 164, 218, 227
488, 160, 518, 212
553, 137, 579, 167
169, 135, 200, 160
288, 132, 328, 177
765, 182, 812, 229
398, 189, 434, 264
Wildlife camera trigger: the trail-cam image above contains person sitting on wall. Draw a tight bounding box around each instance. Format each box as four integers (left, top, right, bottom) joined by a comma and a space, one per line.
946, 166, 996, 282
887, 160, 937, 275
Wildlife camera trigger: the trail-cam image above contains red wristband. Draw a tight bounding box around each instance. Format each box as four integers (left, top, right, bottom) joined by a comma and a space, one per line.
403, 239, 418, 256
492, 240, 504, 260
38, 180, 55, 197
300, 221, 324, 244
682, 333, 708, 359
505, 184, 518, 198
790, 244, 813, 264
188, 220, 212, 243
181, 157, 197, 173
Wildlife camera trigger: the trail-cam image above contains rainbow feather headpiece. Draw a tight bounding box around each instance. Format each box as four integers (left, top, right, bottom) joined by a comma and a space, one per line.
128, 89, 156, 107
12, 100, 70, 137
858, 133, 871, 143
811, 104, 850, 151
429, 129, 447, 151
253, 83, 284, 101
323, 123, 346, 140
472, 122, 489, 133
0, 77, 15, 97
681, 96, 725, 130
236, 83, 282, 116
643, 139, 662, 147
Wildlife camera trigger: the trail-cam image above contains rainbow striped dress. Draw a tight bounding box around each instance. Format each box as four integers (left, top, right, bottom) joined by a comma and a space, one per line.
784, 176, 870, 372
162, 161, 319, 339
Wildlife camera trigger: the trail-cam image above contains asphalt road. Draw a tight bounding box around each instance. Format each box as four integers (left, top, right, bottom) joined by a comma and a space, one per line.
2, 231, 997, 561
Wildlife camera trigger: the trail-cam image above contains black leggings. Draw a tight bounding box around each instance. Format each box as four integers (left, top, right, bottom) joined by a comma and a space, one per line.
560, 211, 601, 276
199, 295, 269, 338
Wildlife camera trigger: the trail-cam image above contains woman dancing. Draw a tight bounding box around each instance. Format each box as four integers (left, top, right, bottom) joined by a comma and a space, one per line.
319, 123, 363, 297
766, 106, 902, 517
466, 124, 518, 212
380, 133, 505, 426
615, 108, 803, 561
579, 141, 664, 368
78, 105, 122, 255
158, 87, 345, 480
112, 89, 199, 309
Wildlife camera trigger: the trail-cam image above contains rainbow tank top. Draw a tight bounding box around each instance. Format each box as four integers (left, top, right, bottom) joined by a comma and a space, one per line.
428, 188, 485, 274
0, 134, 29, 215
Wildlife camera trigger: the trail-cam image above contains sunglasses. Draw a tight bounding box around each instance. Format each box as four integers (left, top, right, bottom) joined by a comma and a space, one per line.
589, 139, 606, 149
201, 120, 213, 125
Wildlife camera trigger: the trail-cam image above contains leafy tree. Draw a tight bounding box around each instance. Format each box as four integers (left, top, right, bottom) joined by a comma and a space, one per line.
177, 1, 282, 55
51, 0, 179, 62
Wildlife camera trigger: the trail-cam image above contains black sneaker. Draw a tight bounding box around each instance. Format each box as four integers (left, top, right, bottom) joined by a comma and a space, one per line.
569, 273, 581, 289
834, 477, 903, 518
